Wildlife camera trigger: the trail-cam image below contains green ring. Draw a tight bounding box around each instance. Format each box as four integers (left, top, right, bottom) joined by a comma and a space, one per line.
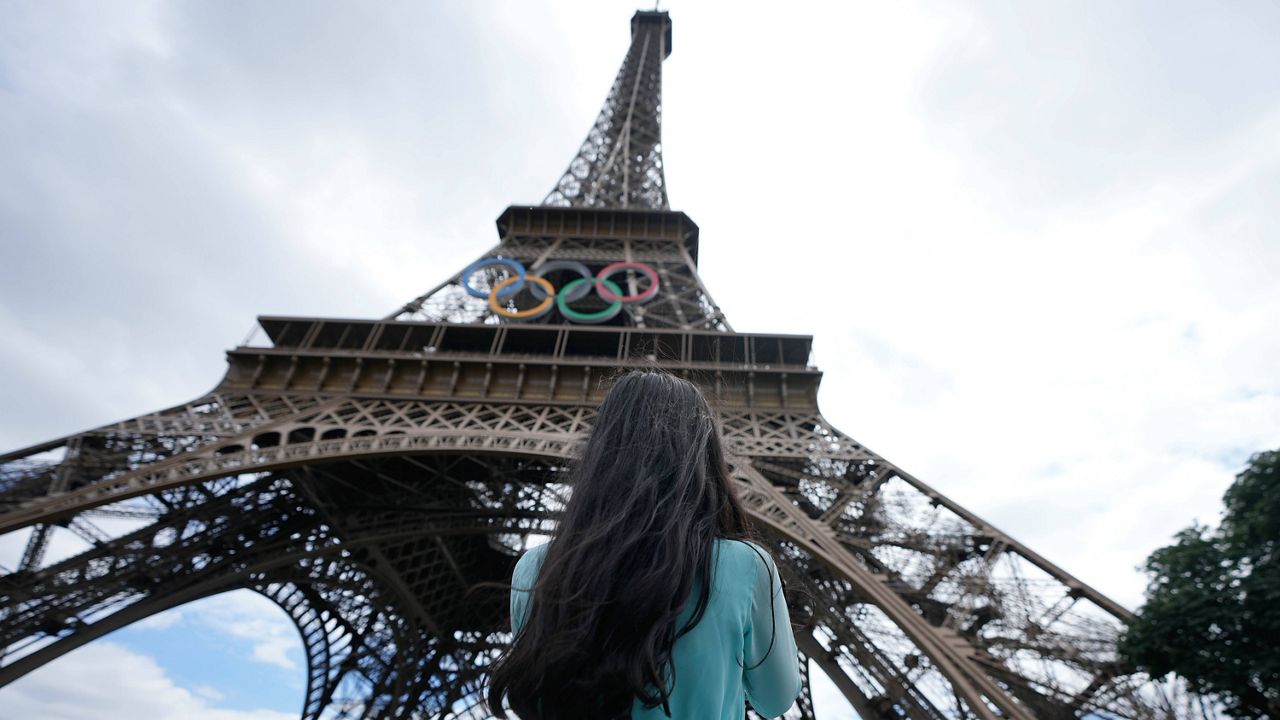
556, 278, 623, 324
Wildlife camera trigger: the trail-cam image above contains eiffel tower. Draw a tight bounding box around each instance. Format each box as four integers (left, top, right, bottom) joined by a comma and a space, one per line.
1, 10, 1215, 720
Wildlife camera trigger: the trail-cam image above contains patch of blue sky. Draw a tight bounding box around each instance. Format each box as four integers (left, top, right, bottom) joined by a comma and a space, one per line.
108, 591, 304, 715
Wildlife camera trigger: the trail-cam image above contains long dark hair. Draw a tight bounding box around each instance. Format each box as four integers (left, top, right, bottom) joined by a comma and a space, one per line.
485, 369, 763, 718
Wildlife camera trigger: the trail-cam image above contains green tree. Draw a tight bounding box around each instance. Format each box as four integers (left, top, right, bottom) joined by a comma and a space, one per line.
1118, 449, 1280, 718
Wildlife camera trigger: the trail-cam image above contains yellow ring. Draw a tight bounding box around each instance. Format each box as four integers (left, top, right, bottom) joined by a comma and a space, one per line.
488, 274, 555, 319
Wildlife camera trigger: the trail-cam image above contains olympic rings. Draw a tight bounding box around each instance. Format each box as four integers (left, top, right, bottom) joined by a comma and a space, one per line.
461, 257, 525, 299
557, 278, 623, 324
489, 274, 555, 319
528, 260, 593, 303
460, 257, 661, 323
596, 261, 660, 303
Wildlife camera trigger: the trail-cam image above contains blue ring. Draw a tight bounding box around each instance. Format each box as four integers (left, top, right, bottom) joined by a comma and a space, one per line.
461, 258, 525, 299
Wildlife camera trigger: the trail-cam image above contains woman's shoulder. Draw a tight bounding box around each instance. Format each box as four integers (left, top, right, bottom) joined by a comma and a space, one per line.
715, 536, 769, 554
711, 539, 777, 620
513, 542, 550, 583
516, 538, 769, 583
714, 537, 775, 573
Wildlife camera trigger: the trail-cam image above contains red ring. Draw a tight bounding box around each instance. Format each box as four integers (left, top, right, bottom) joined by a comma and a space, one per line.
595, 262, 660, 303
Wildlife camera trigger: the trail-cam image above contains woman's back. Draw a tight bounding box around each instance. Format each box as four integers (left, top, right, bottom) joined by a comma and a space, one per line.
510, 537, 802, 719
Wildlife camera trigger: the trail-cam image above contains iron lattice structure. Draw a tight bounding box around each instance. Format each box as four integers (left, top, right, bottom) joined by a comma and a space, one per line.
542, 11, 669, 210
0, 10, 1217, 720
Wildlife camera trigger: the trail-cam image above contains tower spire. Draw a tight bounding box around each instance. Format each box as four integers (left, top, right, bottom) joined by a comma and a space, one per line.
543, 11, 671, 210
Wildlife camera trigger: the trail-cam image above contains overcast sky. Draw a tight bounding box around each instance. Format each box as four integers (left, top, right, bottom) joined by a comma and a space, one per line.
2, 1, 1279, 718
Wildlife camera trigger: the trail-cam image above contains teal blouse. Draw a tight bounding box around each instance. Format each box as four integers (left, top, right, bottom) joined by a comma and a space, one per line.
509, 537, 802, 719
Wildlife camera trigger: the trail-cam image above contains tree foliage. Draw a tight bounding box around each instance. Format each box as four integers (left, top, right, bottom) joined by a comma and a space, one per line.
1118, 449, 1280, 718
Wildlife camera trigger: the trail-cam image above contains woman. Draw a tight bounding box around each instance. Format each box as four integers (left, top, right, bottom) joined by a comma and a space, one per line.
485, 369, 802, 719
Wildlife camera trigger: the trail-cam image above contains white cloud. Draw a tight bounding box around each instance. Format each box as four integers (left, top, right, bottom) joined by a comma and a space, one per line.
194, 684, 227, 703
2, 641, 296, 720
670, 1, 1280, 612
183, 591, 304, 672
